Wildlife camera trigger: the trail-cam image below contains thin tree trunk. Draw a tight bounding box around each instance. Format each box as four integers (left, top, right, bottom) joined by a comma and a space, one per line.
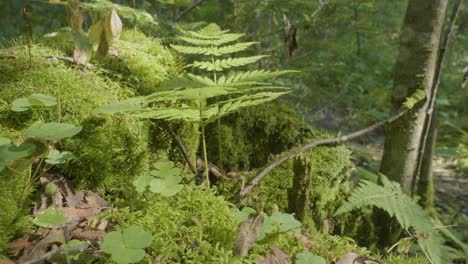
380, 0, 448, 193
418, 112, 437, 211
378, 0, 448, 247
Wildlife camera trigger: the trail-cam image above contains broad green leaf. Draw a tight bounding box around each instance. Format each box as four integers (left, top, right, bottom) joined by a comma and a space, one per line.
149, 178, 165, 193
0, 143, 35, 162
295, 252, 326, 264
133, 175, 154, 193
33, 209, 67, 228
258, 214, 273, 240
270, 212, 302, 232
122, 226, 153, 249
0, 137, 10, 145
101, 226, 152, 264
25, 122, 82, 141
11, 94, 57, 112
45, 150, 75, 165
235, 207, 256, 223
160, 184, 184, 197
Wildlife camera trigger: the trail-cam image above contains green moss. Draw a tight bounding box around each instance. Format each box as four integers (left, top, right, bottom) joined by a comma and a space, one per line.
0, 161, 34, 256
0, 45, 149, 194
100, 30, 181, 95
206, 103, 306, 171
112, 185, 239, 263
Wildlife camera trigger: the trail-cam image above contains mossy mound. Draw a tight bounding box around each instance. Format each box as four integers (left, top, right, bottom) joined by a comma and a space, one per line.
206, 103, 306, 171
100, 30, 181, 95
115, 185, 239, 263
0, 45, 149, 194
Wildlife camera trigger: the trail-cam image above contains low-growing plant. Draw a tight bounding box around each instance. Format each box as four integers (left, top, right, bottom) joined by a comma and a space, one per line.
97, 23, 295, 185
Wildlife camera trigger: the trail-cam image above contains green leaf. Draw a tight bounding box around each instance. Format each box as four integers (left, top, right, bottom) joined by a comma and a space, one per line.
235, 207, 256, 223
0, 142, 35, 171
101, 226, 152, 264
11, 94, 57, 112
60, 240, 87, 260
133, 175, 154, 193
45, 150, 75, 165
25, 122, 82, 141
270, 212, 302, 232
122, 226, 153, 249
295, 252, 327, 264
33, 209, 67, 228
258, 214, 273, 241
0, 137, 10, 145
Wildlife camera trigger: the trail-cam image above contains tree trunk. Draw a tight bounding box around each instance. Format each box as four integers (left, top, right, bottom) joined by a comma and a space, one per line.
378, 0, 448, 247
380, 0, 448, 193
417, 112, 437, 212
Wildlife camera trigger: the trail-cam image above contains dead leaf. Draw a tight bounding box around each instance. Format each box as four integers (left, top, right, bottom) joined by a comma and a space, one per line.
233, 213, 265, 257
296, 234, 314, 251
10, 237, 32, 257
71, 228, 105, 242
255, 246, 292, 264
335, 252, 380, 264
0, 258, 16, 264
108, 8, 122, 40
19, 229, 65, 263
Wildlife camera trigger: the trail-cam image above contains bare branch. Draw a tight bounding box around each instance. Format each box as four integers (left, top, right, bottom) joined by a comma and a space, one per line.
239, 110, 407, 198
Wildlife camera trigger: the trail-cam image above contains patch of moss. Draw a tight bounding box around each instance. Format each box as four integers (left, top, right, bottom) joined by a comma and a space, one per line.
0, 161, 34, 256
205, 103, 306, 171
100, 30, 181, 95
0, 45, 149, 194
113, 185, 239, 263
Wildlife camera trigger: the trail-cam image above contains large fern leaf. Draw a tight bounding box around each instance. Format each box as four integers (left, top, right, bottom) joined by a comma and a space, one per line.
335, 176, 455, 264
190, 56, 267, 72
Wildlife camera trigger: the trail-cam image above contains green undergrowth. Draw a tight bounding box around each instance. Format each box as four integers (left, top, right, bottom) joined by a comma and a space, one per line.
100, 30, 181, 95
0, 161, 33, 256
110, 185, 239, 263
0, 45, 149, 194
205, 103, 307, 171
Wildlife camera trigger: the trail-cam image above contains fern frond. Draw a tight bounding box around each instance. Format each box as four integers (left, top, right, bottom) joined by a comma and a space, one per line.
190, 56, 267, 72
218, 70, 298, 86
178, 34, 244, 46
171, 42, 256, 56
335, 176, 455, 264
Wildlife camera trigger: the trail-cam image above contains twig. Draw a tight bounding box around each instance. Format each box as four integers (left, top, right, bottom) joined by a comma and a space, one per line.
162, 123, 198, 175
24, 243, 90, 264
175, 0, 204, 21
411, 0, 463, 197
239, 110, 407, 198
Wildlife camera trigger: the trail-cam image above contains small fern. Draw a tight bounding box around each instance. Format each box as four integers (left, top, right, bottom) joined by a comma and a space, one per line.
98, 23, 295, 184
335, 175, 456, 264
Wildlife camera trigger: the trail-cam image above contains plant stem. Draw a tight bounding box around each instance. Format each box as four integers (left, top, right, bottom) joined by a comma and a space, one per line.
199, 104, 210, 186
211, 54, 223, 171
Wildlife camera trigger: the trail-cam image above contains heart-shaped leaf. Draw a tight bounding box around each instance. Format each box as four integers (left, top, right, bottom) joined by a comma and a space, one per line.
25, 122, 82, 141
133, 175, 154, 193
11, 94, 57, 112
45, 150, 75, 165
269, 212, 302, 232
295, 252, 326, 264
33, 208, 67, 228
235, 207, 257, 223
0, 142, 35, 171
101, 226, 153, 264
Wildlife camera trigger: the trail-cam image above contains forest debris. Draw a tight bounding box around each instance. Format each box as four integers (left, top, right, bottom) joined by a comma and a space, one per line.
335, 252, 380, 264
233, 213, 265, 257
19, 229, 65, 263
0, 259, 16, 264
296, 234, 314, 251
71, 228, 106, 242
255, 246, 292, 264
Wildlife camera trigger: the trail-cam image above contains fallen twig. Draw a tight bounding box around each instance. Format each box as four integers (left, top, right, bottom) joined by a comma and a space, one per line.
24, 243, 90, 264
163, 123, 198, 175
239, 110, 407, 198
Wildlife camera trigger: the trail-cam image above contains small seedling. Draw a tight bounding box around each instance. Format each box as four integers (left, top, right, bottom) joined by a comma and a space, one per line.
133, 160, 184, 197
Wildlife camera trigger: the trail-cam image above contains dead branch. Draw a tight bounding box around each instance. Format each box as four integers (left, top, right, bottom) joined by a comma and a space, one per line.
239, 110, 407, 198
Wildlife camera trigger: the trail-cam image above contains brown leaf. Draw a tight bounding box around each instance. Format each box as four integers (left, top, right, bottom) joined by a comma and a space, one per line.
19, 229, 65, 263
73, 46, 87, 65
71, 228, 105, 242
296, 234, 314, 251
233, 213, 265, 257
0, 258, 16, 264
256, 246, 292, 264
335, 252, 380, 264
108, 8, 122, 40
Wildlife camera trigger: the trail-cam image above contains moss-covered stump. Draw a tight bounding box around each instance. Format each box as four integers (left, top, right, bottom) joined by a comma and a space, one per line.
206, 103, 306, 171
0, 45, 149, 194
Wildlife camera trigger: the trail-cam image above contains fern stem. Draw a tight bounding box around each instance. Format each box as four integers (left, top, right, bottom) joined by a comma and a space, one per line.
199, 105, 210, 186
211, 54, 223, 171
